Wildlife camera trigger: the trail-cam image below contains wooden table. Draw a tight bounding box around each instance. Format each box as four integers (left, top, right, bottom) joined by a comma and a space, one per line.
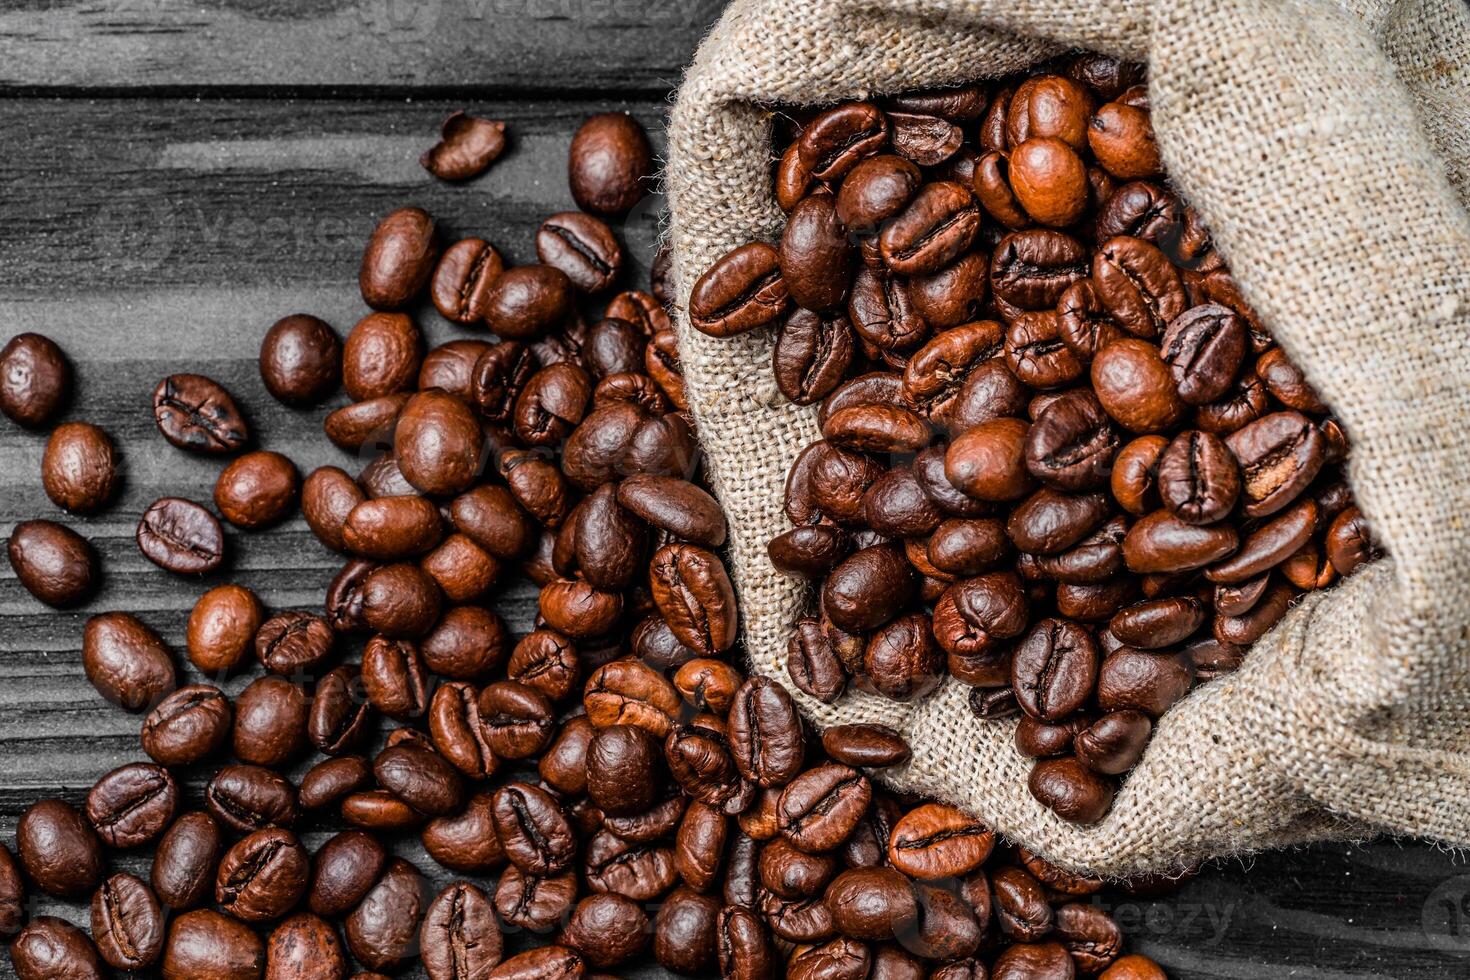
0, 2, 1465, 977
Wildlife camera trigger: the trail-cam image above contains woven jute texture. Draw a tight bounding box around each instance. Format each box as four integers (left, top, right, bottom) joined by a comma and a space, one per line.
664, 0, 1470, 877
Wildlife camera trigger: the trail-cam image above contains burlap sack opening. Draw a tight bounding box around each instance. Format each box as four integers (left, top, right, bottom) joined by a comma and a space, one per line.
665, 0, 1470, 876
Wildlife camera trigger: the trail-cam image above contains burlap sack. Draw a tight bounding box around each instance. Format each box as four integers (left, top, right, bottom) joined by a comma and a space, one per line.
664, 0, 1470, 876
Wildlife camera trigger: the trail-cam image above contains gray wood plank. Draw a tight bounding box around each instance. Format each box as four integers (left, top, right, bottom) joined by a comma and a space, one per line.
0, 0, 724, 92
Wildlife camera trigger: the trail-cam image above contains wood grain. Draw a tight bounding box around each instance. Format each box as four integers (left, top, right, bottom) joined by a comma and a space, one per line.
0, 7, 1466, 979
0, 0, 724, 92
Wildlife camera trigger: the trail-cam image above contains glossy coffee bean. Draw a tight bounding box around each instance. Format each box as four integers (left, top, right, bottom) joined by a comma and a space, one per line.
650, 543, 738, 656
10, 917, 104, 980
214, 451, 300, 529
690, 243, 788, 338
152, 811, 224, 911
91, 872, 165, 970
395, 389, 484, 495
153, 373, 249, 455
485, 266, 575, 340
162, 909, 265, 980
569, 112, 652, 215
360, 206, 438, 311
83, 611, 176, 710
0, 333, 70, 427
537, 211, 623, 293
42, 421, 119, 513
374, 743, 465, 816
266, 912, 349, 980
260, 313, 342, 405
137, 497, 226, 575
216, 828, 310, 923
17, 799, 104, 898
233, 675, 308, 768
205, 764, 299, 834
421, 882, 502, 980
361, 563, 442, 638
300, 756, 373, 811
888, 803, 994, 879
7, 519, 97, 607
343, 312, 423, 401
87, 762, 177, 848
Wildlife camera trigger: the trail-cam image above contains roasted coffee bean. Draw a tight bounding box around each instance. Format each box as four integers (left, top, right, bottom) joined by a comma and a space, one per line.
137, 497, 226, 575
306, 831, 387, 920
421, 882, 503, 980
1096, 648, 1194, 716
618, 474, 726, 546
11, 917, 105, 980
822, 867, 917, 941
253, 610, 333, 677
558, 893, 650, 969
1092, 338, 1185, 432
206, 764, 299, 833
888, 802, 994, 879
1092, 236, 1184, 337
42, 421, 119, 513
786, 617, 849, 702
1157, 429, 1239, 524
1161, 302, 1245, 405
492, 864, 574, 932
487, 946, 586, 979
1123, 510, 1238, 573
778, 764, 872, 852
162, 909, 264, 980
266, 912, 349, 980
361, 563, 442, 638
992, 865, 1055, 941
18, 799, 104, 898
7, 518, 98, 607
87, 762, 177, 848
690, 242, 789, 338
821, 724, 911, 768
718, 906, 777, 979
569, 112, 651, 215
83, 611, 176, 711
300, 756, 372, 811
422, 111, 506, 182
233, 675, 308, 768
880, 180, 980, 276
652, 886, 721, 975
345, 858, 429, 972
800, 102, 890, 182
152, 373, 249, 455
649, 543, 737, 655
259, 313, 341, 406
493, 782, 575, 875
862, 613, 944, 700
1109, 596, 1204, 648
0, 332, 70, 427
343, 311, 424, 401
323, 393, 410, 453
727, 676, 805, 787
184, 584, 262, 674
990, 229, 1090, 311
1012, 618, 1098, 721
837, 153, 921, 230
1207, 498, 1317, 584
360, 206, 438, 310
535, 211, 623, 294
374, 743, 466, 816
1226, 410, 1327, 517
150, 812, 223, 911
141, 684, 231, 767
395, 389, 484, 495
782, 193, 858, 311
1075, 710, 1152, 774
1326, 505, 1378, 576
216, 828, 310, 923
584, 657, 681, 736
309, 664, 372, 755
584, 724, 662, 816
582, 827, 677, 899
1028, 757, 1115, 824
91, 872, 165, 970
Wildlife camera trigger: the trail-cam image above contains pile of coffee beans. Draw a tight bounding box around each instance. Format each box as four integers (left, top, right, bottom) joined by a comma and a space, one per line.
0, 105, 1172, 978
691, 54, 1380, 824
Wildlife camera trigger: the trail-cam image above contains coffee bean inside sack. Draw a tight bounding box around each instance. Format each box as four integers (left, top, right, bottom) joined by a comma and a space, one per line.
692, 54, 1379, 825
0, 96, 1176, 979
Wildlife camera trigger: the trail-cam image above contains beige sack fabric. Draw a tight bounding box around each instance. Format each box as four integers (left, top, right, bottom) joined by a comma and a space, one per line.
664, 0, 1470, 876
